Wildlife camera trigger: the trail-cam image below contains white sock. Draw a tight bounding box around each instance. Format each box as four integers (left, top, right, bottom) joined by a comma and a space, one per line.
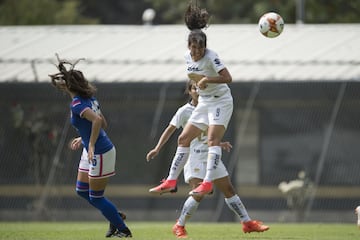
225, 194, 251, 222
177, 196, 199, 226
204, 146, 222, 182
167, 147, 189, 180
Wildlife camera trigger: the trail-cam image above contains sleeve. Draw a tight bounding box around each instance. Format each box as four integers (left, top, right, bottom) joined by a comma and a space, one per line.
169, 107, 187, 129
71, 97, 89, 117
209, 51, 225, 73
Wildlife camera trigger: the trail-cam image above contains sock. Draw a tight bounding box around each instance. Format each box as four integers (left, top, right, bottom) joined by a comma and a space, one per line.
167, 147, 190, 180
225, 194, 251, 222
89, 190, 127, 231
76, 181, 96, 207
177, 196, 200, 226
204, 146, 222, 182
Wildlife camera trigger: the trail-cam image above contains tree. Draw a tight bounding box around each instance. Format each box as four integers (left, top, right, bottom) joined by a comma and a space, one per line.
0, 0, 360, 25
0, 0, 98, 25
306, 0, 360, 23
79, 0, 152, 24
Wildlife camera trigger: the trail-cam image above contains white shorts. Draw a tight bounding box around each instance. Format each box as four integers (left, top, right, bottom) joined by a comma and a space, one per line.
183, 151, 229, 183
188, 92, 233, 131
78, 147, 116, 179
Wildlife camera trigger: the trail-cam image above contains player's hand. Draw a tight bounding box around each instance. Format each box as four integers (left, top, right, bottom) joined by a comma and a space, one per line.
220, 141, 232, 152
69, 137, 82, 150
146, 149, 159, 162
197, 77, 208, 90
88, 145, 95, 164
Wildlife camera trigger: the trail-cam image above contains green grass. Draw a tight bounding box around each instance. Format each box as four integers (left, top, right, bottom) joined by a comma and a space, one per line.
0, 222, 358, 240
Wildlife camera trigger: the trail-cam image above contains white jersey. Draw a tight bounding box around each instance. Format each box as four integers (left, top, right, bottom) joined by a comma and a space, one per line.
185, 48, 230, 97
171, 102, 229, 183
170, 102, 208, 161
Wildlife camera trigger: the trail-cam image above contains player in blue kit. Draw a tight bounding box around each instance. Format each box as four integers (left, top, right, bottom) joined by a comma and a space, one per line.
49, 55, 132, 238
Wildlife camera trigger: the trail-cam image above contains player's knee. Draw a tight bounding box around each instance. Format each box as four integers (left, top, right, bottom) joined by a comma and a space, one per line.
76, 189, 89, 200
76, 181, 89, 197
178, 134, 191, 146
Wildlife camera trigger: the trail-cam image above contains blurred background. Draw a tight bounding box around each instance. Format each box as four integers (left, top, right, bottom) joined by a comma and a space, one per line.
1, 0, 360, 224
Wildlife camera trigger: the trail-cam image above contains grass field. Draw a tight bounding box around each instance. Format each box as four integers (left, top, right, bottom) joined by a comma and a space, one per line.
0, 222, 358, 240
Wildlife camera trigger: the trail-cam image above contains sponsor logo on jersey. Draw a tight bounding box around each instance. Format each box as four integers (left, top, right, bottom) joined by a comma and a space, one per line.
187, 66, 201, 72
214, 58, 222, 66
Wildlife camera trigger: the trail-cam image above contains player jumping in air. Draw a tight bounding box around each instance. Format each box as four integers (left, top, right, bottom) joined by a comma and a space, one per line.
148, 1, 269, 237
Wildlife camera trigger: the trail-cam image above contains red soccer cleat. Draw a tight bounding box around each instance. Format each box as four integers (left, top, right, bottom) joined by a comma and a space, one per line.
242, 220, 270, 233
172, 223, 188, 238
149, 179, 177, 195
189, 181, 213, 197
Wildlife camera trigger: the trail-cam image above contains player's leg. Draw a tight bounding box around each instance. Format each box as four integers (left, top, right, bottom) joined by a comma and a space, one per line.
184, 178, 204, 218
169, 123, 202, 179
214, 176, 269, 233
88, 148, 132, 238
189, 99, 233, 196
149, 123, 202, 194
89, 177, 132, 238
75, 148, 128, 237
173, 178, 204, 238
214, 176, 251, 221
76, 148, 93, 204
189, 124, 226, 196
173, 148, 207, 238
105, 211, 127, 238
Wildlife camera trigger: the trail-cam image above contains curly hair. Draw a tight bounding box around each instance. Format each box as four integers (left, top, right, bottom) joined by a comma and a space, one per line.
49, 54, 96, 98
184, 1, 209, 48
184, 0, 210, 30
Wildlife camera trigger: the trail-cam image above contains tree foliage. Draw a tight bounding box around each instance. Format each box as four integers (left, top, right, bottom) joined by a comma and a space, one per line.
78, 0, 152, 24
0, 0, 359, 25
0, 0, 97, 25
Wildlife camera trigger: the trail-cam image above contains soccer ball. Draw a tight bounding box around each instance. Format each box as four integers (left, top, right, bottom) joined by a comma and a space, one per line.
258, 12, 284, 38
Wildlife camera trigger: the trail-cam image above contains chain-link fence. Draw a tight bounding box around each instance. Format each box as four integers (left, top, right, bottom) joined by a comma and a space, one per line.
1, 81, 359, 223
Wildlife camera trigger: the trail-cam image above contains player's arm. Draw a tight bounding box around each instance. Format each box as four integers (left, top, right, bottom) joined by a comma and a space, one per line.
146, 124, 177, 162
99, 113, 108, 129
197, 68, 232, 89
82, 108, 103, 163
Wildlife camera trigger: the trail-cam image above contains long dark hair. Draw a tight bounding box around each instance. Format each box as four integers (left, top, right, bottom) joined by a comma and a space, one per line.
49, 54, 96, 98
185, 79, 196, 95
184, 0, 210, 48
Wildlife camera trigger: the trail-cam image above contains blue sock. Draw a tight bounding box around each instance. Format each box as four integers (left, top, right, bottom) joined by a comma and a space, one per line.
76, 181, 96, 207
89, 190, 126, 231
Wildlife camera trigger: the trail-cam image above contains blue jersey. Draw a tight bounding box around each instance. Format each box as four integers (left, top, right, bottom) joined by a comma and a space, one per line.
70, 96, 113, 154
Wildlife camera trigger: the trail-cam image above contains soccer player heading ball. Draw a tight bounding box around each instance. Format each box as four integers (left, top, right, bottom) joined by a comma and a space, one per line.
148, 1, 270, 238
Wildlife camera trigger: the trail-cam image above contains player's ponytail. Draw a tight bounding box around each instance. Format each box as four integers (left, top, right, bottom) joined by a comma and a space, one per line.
185, 1, 209, 48
184, 0, 210, 30
49, 54, 96, 98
